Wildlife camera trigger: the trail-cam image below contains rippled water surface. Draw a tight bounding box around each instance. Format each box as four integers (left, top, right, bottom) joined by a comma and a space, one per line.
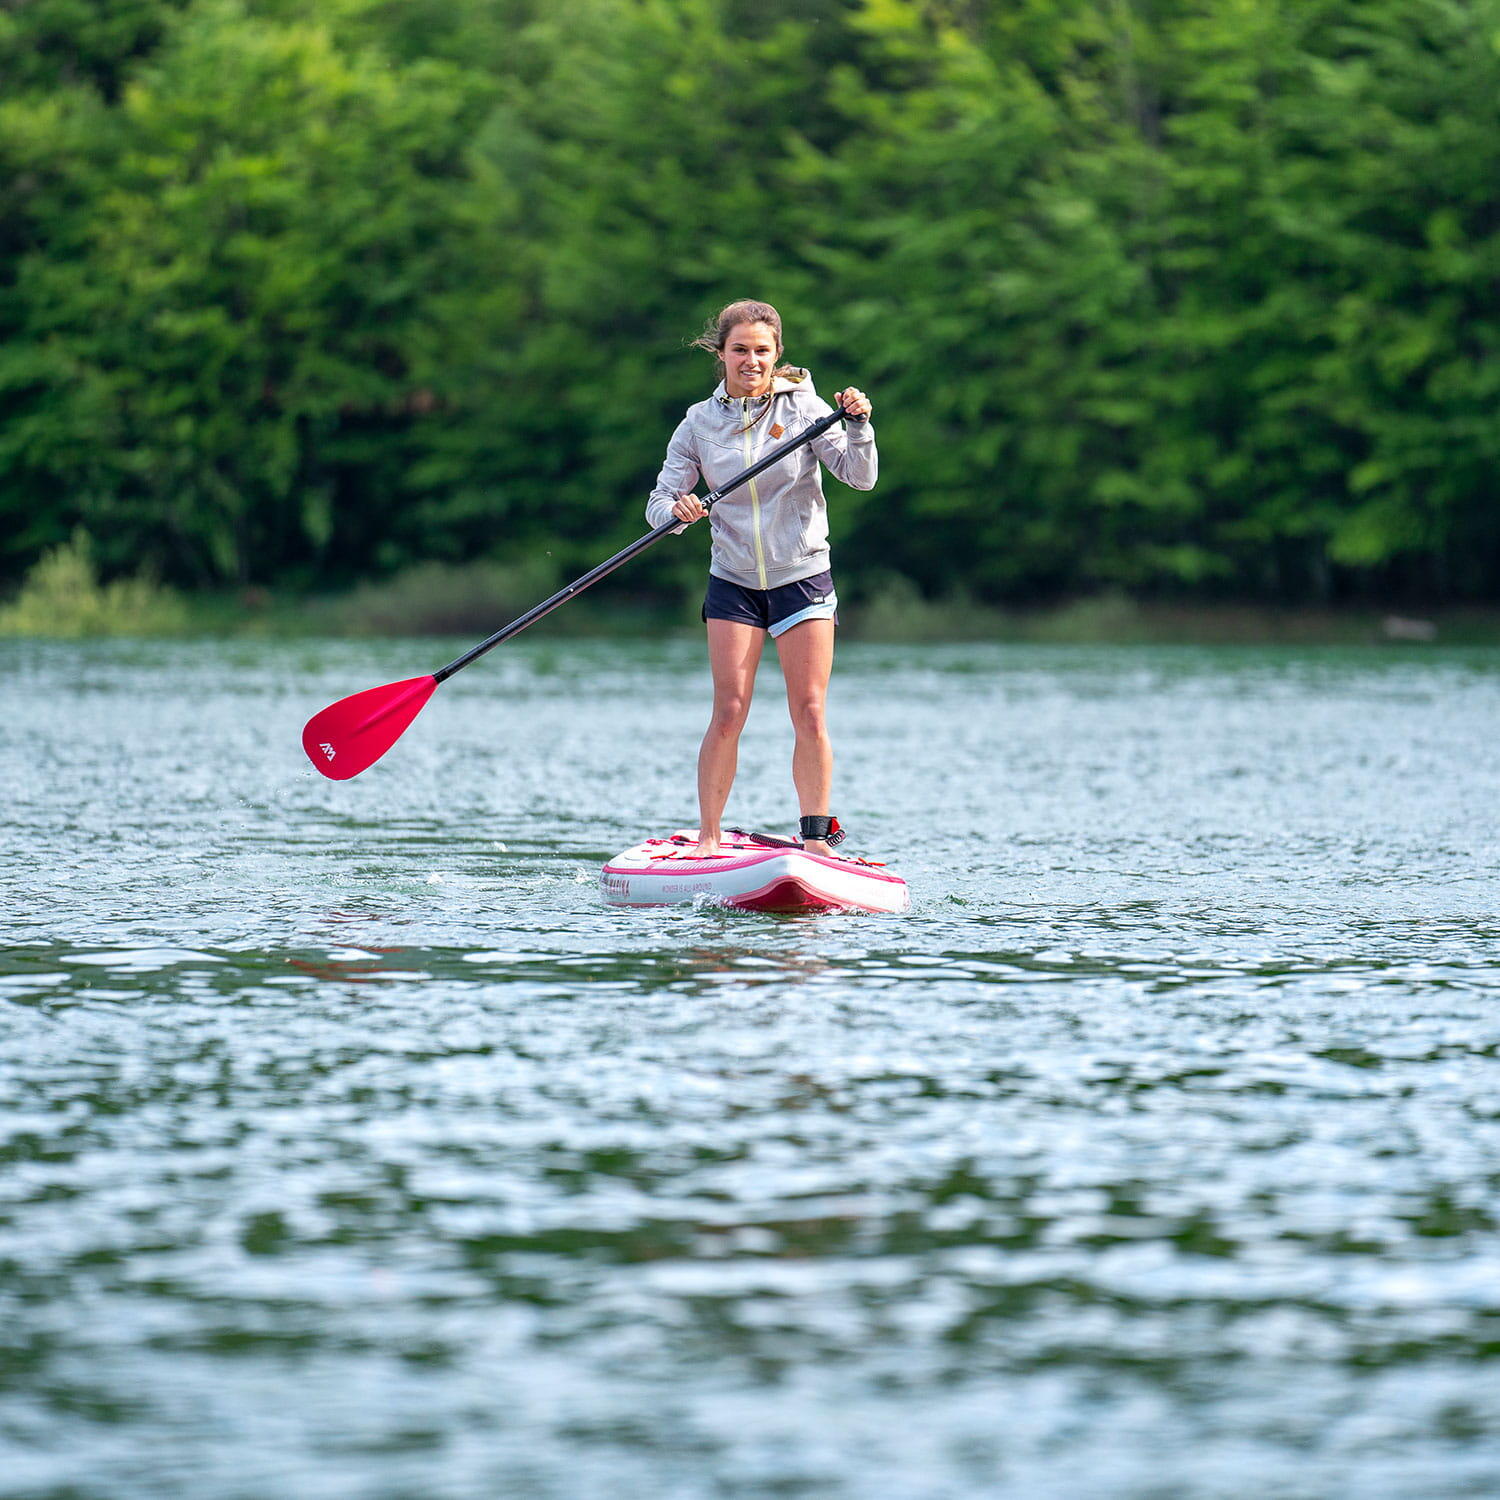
4, 637, 1500, 1498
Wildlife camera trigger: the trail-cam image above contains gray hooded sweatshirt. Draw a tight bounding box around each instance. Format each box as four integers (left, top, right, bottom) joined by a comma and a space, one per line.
645, 369, 878, 590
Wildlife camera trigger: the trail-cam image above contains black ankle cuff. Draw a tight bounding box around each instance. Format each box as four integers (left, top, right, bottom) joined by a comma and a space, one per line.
799, 815, 845, 847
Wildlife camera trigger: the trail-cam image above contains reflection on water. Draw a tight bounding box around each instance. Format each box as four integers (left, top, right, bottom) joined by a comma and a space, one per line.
3, 638, 1500, 1498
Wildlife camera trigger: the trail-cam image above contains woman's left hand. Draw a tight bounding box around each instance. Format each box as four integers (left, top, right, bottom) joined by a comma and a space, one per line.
835, 388, 872, 421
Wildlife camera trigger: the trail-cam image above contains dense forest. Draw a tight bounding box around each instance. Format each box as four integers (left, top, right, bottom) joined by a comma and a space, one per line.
2, 0, 1498, 608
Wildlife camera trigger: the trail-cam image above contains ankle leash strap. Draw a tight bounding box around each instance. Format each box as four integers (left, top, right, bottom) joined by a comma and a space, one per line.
799, 815, 845, 847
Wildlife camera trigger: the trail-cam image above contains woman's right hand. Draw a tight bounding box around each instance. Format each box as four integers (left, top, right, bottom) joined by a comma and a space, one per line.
670, 493, 708, 525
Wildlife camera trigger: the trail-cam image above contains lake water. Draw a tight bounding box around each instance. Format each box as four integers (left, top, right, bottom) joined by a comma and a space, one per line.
4, 636, 1500, 1499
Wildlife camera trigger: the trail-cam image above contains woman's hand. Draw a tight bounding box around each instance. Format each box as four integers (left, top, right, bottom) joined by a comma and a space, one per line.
670, 493, 708, 524
835, 387, 872, 421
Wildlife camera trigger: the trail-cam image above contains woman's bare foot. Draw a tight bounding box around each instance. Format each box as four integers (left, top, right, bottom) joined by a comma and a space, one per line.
802, 839, 832, 858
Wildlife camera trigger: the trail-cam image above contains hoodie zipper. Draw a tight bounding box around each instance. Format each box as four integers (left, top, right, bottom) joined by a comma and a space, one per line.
741, 398, 769, 588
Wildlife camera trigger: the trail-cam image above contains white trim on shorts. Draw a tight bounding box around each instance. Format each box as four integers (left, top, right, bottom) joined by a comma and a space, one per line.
769, 592, 839, 638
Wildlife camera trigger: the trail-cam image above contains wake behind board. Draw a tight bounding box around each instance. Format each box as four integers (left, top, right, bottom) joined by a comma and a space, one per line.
601, 830, 910, 915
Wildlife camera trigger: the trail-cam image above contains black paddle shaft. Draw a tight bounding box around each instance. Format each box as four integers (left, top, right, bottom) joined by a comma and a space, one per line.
433, 405, 861, 683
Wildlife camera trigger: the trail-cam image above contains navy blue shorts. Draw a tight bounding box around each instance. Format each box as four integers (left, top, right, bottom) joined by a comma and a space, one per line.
703, 570, 839, 637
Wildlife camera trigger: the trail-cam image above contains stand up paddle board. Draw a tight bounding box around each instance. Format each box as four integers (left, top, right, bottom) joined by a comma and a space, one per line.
601, 830, 910, 915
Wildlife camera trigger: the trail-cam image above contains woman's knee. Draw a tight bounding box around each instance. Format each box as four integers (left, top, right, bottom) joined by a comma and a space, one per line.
709, 695, 752, 735
788, 696, 827, 738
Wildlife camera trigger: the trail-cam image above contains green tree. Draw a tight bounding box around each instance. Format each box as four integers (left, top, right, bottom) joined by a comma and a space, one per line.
2, 0, 1498, 607
1, 0, 504, 584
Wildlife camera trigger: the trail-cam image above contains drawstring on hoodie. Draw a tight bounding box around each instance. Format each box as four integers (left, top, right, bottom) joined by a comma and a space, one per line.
718, 365, 804, 434
723, 390, 779, 436
740, 395, 778, 436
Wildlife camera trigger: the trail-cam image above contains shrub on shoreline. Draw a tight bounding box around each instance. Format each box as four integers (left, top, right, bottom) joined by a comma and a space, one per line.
0, 533, 188, 638
330, 558, 563, 637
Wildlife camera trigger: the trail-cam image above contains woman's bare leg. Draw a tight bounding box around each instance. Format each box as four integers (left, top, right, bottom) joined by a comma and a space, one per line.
774, 618, 836, 854
695, 619, 766, 855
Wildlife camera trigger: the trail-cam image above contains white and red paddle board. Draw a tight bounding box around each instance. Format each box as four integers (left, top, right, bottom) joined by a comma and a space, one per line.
601, 830, 910, 915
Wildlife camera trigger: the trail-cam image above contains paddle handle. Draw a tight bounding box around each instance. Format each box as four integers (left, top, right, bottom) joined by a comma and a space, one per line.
434, 403, 859, 682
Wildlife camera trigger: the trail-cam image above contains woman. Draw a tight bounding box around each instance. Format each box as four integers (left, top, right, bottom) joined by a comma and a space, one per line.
645, 299, 877, 859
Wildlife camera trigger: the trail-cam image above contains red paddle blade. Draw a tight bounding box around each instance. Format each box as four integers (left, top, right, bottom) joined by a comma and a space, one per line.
302, 675, 438, 780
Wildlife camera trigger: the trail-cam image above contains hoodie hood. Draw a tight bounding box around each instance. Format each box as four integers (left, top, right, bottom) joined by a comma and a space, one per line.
711, 368, 812, 405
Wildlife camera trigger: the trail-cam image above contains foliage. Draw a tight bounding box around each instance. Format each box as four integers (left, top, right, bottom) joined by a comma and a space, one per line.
333, 556, 558, 636
1, 0, 1498, 610
0, 530, 187, 636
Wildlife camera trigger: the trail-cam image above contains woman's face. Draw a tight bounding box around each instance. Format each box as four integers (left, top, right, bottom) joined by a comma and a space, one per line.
720, 321, 780, 398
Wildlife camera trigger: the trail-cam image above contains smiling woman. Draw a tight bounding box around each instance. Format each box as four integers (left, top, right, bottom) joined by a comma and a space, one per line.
646, 299, 878, 859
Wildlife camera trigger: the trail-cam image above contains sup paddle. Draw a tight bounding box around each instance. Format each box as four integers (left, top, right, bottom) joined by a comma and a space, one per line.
303, 401, 861, 779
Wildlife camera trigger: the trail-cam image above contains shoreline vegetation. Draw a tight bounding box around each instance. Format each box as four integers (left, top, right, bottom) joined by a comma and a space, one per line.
0, 534, 1489, 647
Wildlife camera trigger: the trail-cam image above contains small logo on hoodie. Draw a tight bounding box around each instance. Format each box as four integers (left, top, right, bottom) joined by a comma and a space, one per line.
770, 423, 784, 439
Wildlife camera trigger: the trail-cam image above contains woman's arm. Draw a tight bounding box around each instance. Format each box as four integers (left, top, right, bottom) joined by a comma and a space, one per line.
646, 417, 703, 529
810, 388, 878, 491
